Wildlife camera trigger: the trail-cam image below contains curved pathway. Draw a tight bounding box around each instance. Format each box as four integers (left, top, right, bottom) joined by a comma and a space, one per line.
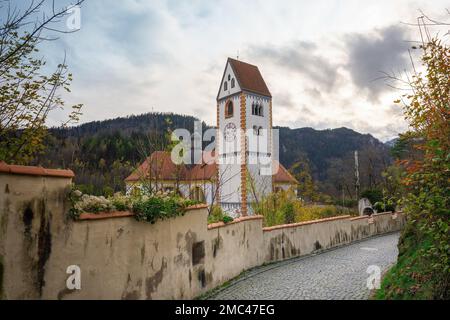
209, 232, 400, 300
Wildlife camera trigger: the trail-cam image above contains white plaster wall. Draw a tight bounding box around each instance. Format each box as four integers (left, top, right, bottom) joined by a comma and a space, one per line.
217, 62, 241, 100
218, 92, 242, 206
0, 171, 405, 300
218, 94, 242, 155
218, 162, 241, 204
246, 93, 272, 202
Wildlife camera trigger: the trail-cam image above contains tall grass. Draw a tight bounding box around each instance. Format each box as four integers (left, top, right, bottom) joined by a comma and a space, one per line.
295, 205, 355, 222
252, 189, 357, 227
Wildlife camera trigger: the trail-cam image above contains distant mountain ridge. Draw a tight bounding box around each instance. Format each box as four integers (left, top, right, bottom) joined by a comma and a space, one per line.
276, 126, 389, 181
38, 112, 391, 197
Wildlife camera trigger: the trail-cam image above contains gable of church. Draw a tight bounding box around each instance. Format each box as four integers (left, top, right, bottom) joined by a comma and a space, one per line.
217, 60, 241, 100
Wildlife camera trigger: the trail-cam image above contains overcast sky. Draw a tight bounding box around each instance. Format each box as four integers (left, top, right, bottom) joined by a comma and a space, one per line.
32, 0, 450, 141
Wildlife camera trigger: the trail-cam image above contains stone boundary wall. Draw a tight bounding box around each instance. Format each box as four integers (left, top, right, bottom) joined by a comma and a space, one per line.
0, 165, 406, 299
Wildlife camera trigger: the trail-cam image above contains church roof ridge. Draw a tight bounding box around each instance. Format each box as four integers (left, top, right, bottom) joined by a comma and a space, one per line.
217, 57, 272, 100
227, 57, 258, 68
125, 151, 298, 185
227, 57, 272, 98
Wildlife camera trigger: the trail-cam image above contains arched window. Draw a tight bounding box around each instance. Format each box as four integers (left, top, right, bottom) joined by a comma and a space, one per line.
258, 105, 264, 116
223, 81, 228, 91
225, 100, 233, 118
190, 186, 205, 203
258, 126, 263, 136
253, 126, 263, 136
231, 78, 235, 88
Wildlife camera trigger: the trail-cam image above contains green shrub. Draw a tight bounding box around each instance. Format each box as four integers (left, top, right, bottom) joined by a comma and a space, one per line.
375, 229, 449, 299
109, 193, 132, 211
373, 200, 396, 213
295, 205, 355, 222
252, 190, 353, 227
222, 215, 234, 224
252, 189, 302, 227
282, 202, 295, 224
208, 205, 233, 224
133, 196, 198, 224
102, 186, 114, 197
69, 187, 199, 224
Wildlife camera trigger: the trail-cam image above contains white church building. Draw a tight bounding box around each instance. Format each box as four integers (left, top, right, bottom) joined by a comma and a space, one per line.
125, 58, 298, 216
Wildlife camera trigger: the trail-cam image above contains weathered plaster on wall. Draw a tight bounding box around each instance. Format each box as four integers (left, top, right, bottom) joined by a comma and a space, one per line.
0, 172, 405, 300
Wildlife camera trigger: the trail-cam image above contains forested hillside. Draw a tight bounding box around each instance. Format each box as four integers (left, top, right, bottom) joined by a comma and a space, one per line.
34, 112, 392, 198
277, 126, 392, 197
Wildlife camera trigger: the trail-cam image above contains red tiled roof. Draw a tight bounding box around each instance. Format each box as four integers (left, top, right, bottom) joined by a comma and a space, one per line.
273, 161, 298, 184
187, 150, 217, 181
0, 161, 74, 178
125, 151, 298, 185
124, 151, 217, 182
227, 58, 272, 97
124, 151, 188, 182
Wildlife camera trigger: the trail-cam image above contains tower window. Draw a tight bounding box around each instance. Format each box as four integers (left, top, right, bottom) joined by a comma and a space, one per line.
224, 81, 228, 91
258, 126, 263, 136
253, 125, 263, 136
225, 100, 234, 118
231, 78, 235, 88
252, 103, 264, 117
228, 74, 231, 81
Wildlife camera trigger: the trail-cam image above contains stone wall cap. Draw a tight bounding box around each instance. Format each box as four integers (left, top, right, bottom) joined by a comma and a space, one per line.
207, 215, 263, 230
349, 211, 396, 221
262, 215, 351, 232
0, 161, 74, 178
349, 215, 370, 221
373, 211, 393, 217
78, 211, 134, 220
185, 204, 209, 211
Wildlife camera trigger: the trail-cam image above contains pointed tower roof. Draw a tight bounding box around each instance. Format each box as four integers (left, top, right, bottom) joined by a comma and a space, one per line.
217, 58, 271, 99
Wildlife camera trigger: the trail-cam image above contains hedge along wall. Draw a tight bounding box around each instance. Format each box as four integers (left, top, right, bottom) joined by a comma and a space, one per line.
0, 164, 406, 300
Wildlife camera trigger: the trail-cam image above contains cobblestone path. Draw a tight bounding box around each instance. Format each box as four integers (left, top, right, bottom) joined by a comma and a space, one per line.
209, 233, 400, 300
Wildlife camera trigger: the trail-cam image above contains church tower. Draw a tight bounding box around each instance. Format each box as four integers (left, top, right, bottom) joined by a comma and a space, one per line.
216, 58, 273, 216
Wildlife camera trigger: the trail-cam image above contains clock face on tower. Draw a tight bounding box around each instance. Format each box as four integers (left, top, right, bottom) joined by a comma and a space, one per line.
224, 122, 237, 142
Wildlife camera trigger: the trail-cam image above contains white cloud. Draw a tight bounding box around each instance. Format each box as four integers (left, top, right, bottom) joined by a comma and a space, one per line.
34, 0, 449, 141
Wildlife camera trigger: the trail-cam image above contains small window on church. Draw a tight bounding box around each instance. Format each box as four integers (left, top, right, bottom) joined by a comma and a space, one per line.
228, 74, 231, 81
231, 78, 235, 88
225, 100, 233, 118
258, 126, 263, 136
224, 81, 228, 91
253, 125, 258, 135
259, 105, 264, 116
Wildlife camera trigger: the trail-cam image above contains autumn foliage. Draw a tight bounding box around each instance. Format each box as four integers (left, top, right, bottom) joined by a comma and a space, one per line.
377, 37, 449, 299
